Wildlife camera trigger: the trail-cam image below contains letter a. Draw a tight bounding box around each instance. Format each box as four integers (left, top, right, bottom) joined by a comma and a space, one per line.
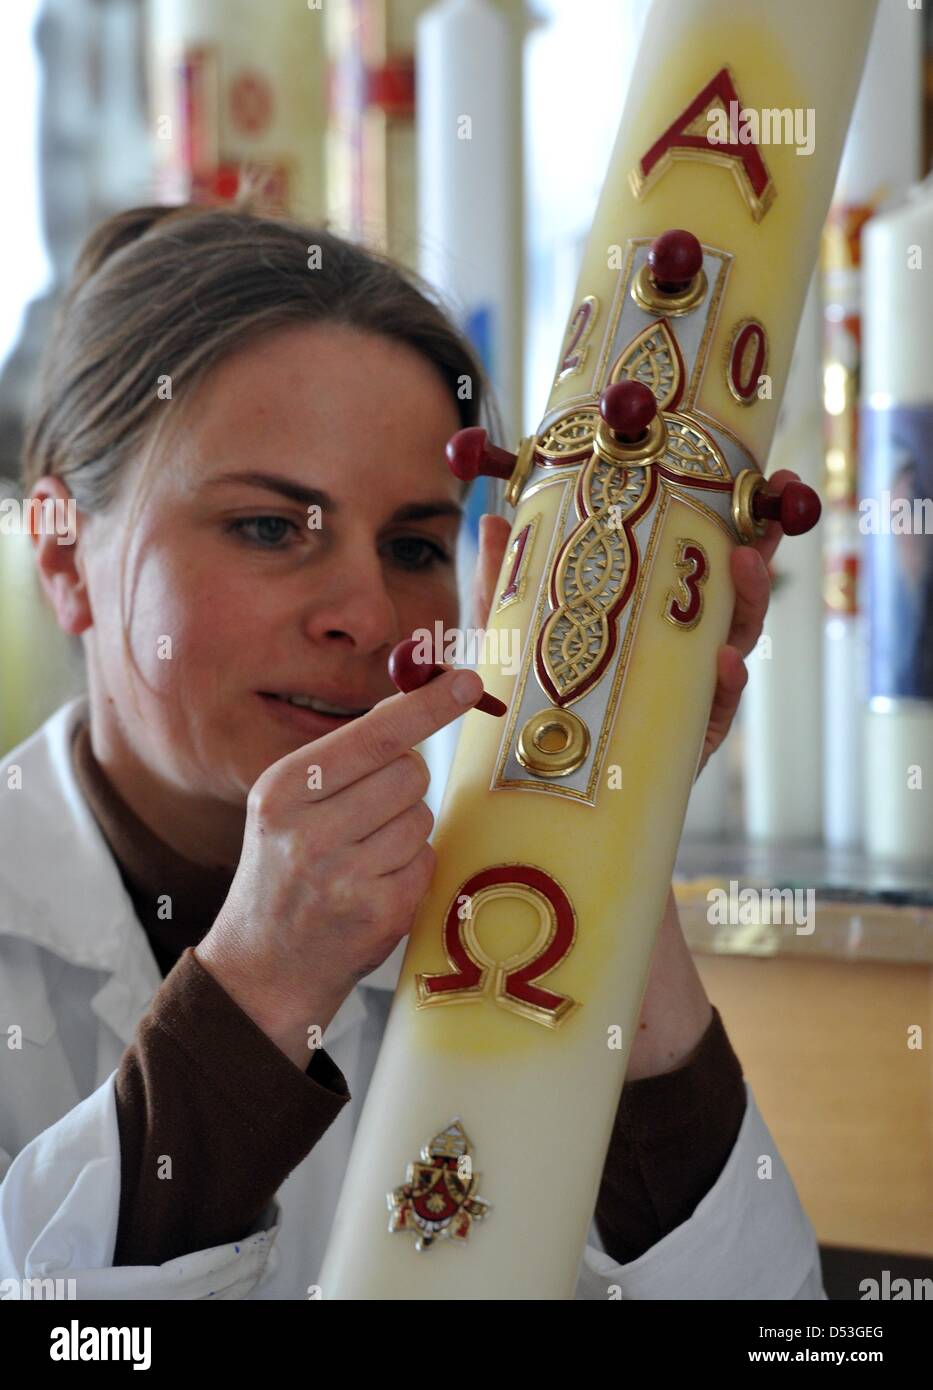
631, 67, 775, 222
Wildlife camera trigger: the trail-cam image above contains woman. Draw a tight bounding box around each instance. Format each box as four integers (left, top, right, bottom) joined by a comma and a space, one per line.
0, 205, 822, 1299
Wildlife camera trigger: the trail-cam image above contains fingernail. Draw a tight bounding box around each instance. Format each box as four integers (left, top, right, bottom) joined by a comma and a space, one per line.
453, 671, 482, 705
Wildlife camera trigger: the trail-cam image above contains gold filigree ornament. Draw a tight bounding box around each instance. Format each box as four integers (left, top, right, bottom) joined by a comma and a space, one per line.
538, 454, 653, 703
658, 413, 730, 482
387, 1120, 491, 1251
536, 407, 600, 463
609, 318, 685, 410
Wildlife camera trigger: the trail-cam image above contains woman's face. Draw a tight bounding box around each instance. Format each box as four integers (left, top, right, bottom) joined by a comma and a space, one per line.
79, 322, 465, 805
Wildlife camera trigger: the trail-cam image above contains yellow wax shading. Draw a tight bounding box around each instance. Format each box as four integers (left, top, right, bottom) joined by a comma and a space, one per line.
320, 0, 877, 1301
405, 487, 732, 1062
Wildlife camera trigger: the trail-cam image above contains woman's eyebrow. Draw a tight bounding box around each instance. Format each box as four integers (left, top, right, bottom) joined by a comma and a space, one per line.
391, 500, 464, 524
206, 470, 331, 508
206, 470, 463, 524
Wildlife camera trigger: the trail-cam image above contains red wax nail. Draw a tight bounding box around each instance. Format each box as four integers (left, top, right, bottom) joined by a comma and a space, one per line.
388, 638, 507, 718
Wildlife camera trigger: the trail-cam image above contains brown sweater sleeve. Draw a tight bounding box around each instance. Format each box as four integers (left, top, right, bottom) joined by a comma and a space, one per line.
595, 1005, 747, 1265
114, 951, 743, 1270
113, 948, 350, 1267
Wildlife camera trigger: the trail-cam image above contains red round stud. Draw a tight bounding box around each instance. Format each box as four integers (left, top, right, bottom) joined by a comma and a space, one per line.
388, 637, 507, 717
599, 380, 658, 443
445, 428, 516, 483
648, 229, 703, 294
388, 638, 437, 693
752, 480, 822, 536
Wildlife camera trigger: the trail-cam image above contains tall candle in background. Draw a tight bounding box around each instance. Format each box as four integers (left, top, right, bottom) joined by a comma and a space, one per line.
417, 0, 523, 440
743, 275, 823, 843
325, 0, 425, 267
862, 177, 933, 864
821, 0, 922, 850
415, 0, 525, 830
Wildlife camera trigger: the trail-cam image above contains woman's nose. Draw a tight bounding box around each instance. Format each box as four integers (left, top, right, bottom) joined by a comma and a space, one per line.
300, 550, 400, 655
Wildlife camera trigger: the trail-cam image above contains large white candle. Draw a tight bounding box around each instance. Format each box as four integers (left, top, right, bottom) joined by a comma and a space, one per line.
320, 0, 877, 1300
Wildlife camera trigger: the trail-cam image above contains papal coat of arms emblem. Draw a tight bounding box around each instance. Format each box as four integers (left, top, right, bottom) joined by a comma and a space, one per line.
387, 1120, 491, 1251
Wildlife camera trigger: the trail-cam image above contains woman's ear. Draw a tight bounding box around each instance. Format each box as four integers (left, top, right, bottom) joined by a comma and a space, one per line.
28, 477, 93, 636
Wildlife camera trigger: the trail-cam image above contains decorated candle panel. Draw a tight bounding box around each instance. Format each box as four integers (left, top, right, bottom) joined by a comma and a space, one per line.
148, 0, 325, 217
319, 0, 877, 1300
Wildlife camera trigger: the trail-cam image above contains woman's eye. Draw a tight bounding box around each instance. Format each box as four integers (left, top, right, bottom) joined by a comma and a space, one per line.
229, 516, 299, 547
387, 536, 451, 571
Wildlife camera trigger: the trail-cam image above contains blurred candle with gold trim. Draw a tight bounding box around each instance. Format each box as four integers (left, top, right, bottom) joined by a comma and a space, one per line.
325, 0, 426, 265
148, 0, 325, 217
320, 0, 877, 1300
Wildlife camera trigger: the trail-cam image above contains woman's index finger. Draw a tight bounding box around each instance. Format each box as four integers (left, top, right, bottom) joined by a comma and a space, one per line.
273, 665, 483, 801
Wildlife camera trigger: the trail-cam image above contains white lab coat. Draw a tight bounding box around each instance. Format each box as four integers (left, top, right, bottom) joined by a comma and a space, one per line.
0, 698, 826, 1299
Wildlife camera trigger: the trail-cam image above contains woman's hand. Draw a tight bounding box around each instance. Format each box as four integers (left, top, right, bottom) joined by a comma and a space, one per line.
196, 665, 484, 1070
473, 470, 800, 775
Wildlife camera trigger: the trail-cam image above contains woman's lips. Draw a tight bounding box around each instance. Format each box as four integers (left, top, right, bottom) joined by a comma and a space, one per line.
257, 692, 366, 738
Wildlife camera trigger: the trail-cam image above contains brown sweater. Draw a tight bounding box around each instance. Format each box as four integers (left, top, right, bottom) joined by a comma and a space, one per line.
70, 720, 746, 1273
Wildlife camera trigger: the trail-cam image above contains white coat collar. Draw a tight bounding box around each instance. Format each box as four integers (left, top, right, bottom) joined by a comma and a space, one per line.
0, 698, 388, 1047
0, 697, 143, 973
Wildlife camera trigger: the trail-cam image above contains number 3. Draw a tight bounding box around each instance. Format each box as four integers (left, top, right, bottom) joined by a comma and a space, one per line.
664, 539, 709, 629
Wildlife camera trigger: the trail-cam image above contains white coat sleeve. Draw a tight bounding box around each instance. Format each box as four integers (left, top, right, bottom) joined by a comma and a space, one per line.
0, 1070, 279, 1300
573, 1083, 826, 1300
